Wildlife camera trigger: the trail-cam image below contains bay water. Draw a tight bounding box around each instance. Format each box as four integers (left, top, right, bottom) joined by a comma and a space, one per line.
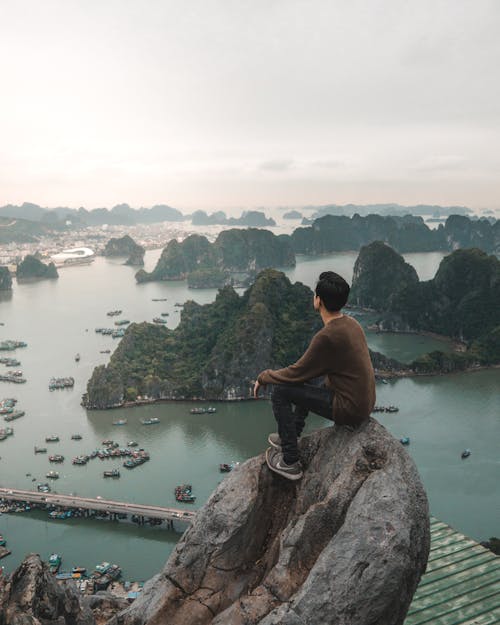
0, 249, 498, 580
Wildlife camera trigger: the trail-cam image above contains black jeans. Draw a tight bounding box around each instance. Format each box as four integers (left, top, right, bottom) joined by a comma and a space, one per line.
270, 383, 334, 464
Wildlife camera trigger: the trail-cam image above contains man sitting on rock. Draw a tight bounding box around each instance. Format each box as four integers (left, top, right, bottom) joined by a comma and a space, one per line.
254, 271, 376, 480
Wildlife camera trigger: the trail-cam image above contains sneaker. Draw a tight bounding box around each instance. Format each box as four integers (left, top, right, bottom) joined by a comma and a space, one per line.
267, 432, 282, 450
265, 447, 303, 481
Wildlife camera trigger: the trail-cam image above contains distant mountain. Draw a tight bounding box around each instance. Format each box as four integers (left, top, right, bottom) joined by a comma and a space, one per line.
103, 235, 145, 266
291, 214, 500, 255
191, 210, 276, 227
310, 203, 472, 219
0, 203, 185, 226
283, 210, 303, 219
0, 216, 52, 244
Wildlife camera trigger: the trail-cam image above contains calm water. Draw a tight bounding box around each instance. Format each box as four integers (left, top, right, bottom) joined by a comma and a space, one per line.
0, 250, 498, 580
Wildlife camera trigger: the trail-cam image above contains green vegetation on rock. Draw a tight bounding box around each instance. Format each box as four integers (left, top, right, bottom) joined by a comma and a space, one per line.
135, 229, 295, 287
16, 255, 58, 281
351, 243, 500, 368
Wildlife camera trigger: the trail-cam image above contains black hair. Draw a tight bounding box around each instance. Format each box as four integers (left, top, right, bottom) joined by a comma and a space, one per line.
315, 271, 350, 312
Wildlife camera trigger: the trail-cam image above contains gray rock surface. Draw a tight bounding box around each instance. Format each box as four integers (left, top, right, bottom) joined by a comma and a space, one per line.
0, 553, 94, 624
111, 419, 430, 625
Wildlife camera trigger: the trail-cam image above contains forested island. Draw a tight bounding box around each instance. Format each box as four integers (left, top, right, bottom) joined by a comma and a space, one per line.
290, 214, 500, 255
0, 267, 12, 290
135, 228, 295, 287
191, 209, 276, 227
16, 255, 58, 281
103, 234, 145, 266
351, 242, 500, 372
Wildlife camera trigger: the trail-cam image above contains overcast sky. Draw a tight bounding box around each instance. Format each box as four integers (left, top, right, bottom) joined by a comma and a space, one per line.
0, 0, 499, 211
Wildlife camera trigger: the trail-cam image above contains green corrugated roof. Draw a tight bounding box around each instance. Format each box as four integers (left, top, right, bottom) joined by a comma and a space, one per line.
405, 518, 500, 625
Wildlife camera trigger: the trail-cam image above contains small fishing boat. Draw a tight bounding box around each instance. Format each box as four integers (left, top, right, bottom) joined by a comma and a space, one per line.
46, 470, 59, 479
461, 449, 471, 459
103, 469, 120, 478
75, 353, 80, 362
71, 434, 82, 440
400, 437, 410, 445
112, 419, 127, 426
45, 435, 59, 443
48, 553, 62, 574
141, 417, 160, 425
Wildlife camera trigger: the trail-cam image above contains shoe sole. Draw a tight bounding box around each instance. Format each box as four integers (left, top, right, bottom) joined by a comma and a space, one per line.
265, 447, 303, 481
267, 435, 282, 450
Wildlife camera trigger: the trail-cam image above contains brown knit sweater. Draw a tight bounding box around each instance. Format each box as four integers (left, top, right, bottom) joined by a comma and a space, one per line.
258, 315, 376, 427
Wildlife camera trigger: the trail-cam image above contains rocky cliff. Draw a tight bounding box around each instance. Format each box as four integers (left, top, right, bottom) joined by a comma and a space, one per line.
0, 266, 12, 290
135, 229, 294, 287
0, 554, 128, 624
350, 241, 419, 311
110, 422, 430, 625
16, 255, 58, 281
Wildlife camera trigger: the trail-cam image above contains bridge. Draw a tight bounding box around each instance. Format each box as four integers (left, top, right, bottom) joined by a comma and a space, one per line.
0, 487, 196, 527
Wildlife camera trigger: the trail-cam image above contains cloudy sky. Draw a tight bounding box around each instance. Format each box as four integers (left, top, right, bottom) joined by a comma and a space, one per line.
0, 0, 499, 211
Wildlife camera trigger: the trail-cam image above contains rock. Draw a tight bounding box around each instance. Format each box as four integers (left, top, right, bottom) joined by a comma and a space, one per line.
0, 266, 12, 290
0, 553, 95, 624
350, 241, 419, 311
82, 592, 129, 624
16, 255, 58, 281
111, 420, 430, 625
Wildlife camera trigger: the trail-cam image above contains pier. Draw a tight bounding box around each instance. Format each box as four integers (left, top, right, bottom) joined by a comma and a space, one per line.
0, 487, 196, 526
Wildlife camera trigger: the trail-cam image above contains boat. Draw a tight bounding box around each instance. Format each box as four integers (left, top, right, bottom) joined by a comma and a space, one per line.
37, 482, 51, 492
112, 329, 125, 338
160, 312, 169, 317
152, 317, 167, 324
46, 470, 59, 479
100, 349, 111, 354
127, 441, 138, 447
106, 310, 122, 316
75, 353, 80, 362
34, 446, 47, 454
386, 406, 399, 413
461, 449, 471, 459
49, 377, 75, 390
151, 298, 167, 302
0, 535, 6, 546
72, 566, 87, 575
45, 435, 59, 442
48, 553, 62, 574
48, 454, 64, 463
4, 410, 25, 421
72, 455, 89, 465
114, 320, 130, 326
400, 437, 410, 445
71, 434, 82, 440
94, 561, 111, 574
141, 417, 160, 425
219, 461, 240, 472
112, 419, 127, 426
175, 484, 196, 503
103, 469, 120, 478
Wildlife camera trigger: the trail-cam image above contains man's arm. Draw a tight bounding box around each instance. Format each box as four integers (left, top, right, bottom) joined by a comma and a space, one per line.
257, 332, 331, 387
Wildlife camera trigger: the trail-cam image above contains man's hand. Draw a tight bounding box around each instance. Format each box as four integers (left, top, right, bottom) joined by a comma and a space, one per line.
253, 379, 265, 398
